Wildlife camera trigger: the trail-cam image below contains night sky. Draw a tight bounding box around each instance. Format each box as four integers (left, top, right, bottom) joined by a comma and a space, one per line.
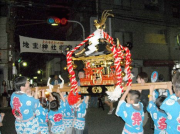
13, 2, 72, 78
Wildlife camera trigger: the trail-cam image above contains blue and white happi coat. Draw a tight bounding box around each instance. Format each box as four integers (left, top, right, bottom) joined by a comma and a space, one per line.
160, 94, 180, 134
116, 100, 144, 134
73, 98, 88, 130
35, 102, 49, 134
63, 99, 74, 128
147, 101, 167, 134
10, 91, 40, 134
48, 106, 65, 133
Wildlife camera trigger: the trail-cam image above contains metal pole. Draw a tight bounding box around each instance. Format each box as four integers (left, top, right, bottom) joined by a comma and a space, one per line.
68, 20, 85, 40
18, 62, 20, 75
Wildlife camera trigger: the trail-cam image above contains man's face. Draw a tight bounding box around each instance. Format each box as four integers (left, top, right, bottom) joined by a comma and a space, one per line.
54, 75, 58, 80
78, 72, 85, 79
136, 76, 142, 84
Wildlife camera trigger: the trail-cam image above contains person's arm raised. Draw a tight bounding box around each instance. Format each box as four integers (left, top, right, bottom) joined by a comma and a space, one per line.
34, 87, 39, 99
42, 90, 45, 98
85, 96, 90, 104
167, 82, 173, 95
120, 86, 131, 101
148, 85, 155, 101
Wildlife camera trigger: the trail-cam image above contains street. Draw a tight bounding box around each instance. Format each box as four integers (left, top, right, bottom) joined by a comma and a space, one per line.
0, 101, 153, 134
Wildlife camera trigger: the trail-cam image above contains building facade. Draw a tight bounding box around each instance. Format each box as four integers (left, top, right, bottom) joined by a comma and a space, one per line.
67, 0, 180, 81
3, 0, 180, 84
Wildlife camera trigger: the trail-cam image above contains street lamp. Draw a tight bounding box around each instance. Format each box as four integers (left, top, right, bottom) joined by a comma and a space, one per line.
22, 62, 27, 67
37, 69, 43, 81
68, 20, 85, 40
18, 60, 27, 75
37, 70, 41, 74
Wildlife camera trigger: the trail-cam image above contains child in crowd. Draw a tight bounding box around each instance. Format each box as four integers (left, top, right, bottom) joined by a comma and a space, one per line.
136, 72, 149, 126
48, 90, 65, 134
153, 75, 170, 102
62, 92, 75, 134
116, 86, 144, 134
0, 113, 5, 127
160, 72, 180, 133
73, 94, 89, 134
10, 76, 40, 134
153, 89, 170, 102
35, 90, 49, 134
54, 89, 74, 134
147, 84, 171, 134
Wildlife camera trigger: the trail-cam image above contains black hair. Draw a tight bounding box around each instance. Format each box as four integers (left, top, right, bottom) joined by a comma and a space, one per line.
158, 74, 164, 82
155, 95, 167, 111
137, 72, 148, 83
39, 97, 48, 109
129, 90, 141, 104
51, 92, 61, 103
50, 100, 60, 111
14, 76, 27, 91
81, 95, 84, 100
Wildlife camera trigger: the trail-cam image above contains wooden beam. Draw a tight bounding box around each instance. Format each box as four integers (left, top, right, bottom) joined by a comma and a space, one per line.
31, 82, 171, 92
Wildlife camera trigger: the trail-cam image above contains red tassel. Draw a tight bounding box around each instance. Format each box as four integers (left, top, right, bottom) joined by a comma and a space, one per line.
68, 91, 81, 105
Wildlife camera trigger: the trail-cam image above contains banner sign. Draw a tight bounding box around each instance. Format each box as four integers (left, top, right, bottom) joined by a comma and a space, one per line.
19, 36, 82, 53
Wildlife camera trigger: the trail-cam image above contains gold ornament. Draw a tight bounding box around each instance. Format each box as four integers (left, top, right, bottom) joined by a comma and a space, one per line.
99, 39, 104, 42
94, 10, 114, 29
66, 47, 70, 51
96, 45, 99, 51
107, 61, 113, 65
68, 74, 72, 78
121, 71, 126, 77
67, 82, 71, 86
129, 65, 133, 70
73, 64, 77, 69
121, 81, 125, 87
120, 61, 125, 66
130, 58, 133, 63
64, 67, 67, 70
106, 43, 112, 52
100, 61, 104, 65
92, 86, 102, 93
123, 53, 126, 57
45, 92, 50, 98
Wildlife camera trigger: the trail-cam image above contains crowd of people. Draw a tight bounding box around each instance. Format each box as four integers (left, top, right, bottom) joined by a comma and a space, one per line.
116, 71, 180, 134
9, 75, 89, 134
1, 69, 180, 134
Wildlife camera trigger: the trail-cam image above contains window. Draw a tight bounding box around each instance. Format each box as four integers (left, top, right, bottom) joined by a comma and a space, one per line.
144, 0, 159, 11
144, 28, 167, 44
114, 0, 132, 10
172, 5, 180, 18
